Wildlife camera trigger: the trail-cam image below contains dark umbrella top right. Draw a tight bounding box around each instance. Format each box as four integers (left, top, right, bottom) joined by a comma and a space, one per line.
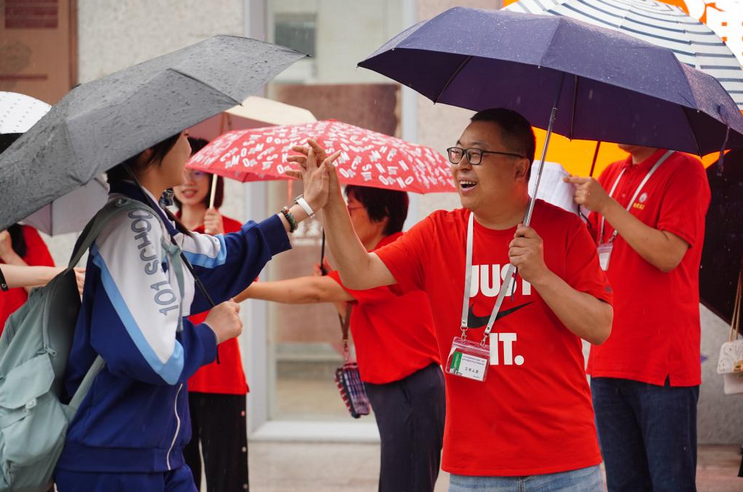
358, 7, 743, 155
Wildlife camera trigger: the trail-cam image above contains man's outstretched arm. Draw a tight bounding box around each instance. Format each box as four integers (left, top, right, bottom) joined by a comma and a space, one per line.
287, 140, 397, 291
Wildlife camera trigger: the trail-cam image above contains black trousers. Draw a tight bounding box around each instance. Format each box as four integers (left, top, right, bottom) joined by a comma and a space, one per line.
184, 392, 249, 492
364, 363, 446, 492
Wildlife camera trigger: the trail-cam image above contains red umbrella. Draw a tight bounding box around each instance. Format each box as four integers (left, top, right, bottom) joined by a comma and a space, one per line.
186, 119, 455, 194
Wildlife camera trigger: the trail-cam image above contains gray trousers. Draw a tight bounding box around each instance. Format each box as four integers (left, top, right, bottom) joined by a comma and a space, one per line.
365, 363, 446, 492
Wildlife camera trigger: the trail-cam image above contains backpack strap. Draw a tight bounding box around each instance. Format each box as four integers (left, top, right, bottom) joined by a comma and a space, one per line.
68, 198, 149, 269
66, 198, 187, 411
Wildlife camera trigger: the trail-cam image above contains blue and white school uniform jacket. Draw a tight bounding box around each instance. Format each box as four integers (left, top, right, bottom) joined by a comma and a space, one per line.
56, 186, 290, 473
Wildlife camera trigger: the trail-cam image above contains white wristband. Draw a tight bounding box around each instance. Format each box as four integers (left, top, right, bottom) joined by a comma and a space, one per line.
295, 196, 315, 217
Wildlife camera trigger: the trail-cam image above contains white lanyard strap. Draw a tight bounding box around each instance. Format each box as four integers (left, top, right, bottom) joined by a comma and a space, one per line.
459, 211, 519, 345
460, 212, 475, 332
600, 150, 674, 243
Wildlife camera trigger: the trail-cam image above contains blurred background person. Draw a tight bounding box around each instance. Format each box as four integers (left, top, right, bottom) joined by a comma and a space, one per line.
175, 137, 250, 492
237, 184, 445, 492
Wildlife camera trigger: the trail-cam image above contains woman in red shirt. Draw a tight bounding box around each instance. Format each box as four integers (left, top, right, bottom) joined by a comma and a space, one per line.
174, 138, 249, 492
0, 223, 56, 333
236, 185, 445, 492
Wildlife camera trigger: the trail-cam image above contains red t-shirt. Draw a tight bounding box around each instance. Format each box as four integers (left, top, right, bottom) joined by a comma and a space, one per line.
0, 226, 55, 334
327, 233, 440, 385
186, 215, 248, 395
587, 150, 710, 387
375, 201, 612, 476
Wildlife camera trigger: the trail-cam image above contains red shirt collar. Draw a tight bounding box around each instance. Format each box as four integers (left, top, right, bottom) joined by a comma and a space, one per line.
622, 148, 668, 171
371, 232, 403, 252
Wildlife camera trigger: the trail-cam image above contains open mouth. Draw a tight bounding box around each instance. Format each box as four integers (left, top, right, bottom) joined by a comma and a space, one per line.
459, 180, 477, 190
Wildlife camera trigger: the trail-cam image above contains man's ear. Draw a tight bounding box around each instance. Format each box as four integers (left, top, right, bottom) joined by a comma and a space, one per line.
515, 159, 529, 180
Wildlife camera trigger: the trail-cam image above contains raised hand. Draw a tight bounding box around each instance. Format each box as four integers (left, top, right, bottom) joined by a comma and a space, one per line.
285, 139, 341, 212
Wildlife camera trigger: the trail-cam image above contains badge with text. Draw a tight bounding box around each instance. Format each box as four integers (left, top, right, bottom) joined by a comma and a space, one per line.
446, 337, 490, 382
597, 242, 613, 272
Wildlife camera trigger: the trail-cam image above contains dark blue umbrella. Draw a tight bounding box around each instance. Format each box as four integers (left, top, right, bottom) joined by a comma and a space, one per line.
359, 8, 743, 158
359, 7, 743, 330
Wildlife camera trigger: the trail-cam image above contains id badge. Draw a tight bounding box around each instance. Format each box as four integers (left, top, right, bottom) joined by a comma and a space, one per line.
597, 243, 613, 271
446, 336, 490, 382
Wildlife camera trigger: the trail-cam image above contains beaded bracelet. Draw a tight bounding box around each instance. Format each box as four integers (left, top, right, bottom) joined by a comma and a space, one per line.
280, 206, 298, 233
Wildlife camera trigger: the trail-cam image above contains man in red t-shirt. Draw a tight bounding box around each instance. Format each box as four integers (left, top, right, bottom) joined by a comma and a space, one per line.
294, 108, 613, 490
566, 146, 710, 492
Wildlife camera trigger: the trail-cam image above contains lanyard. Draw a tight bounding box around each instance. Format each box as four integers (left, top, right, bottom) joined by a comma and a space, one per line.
460, 211, 519, 346
599, 150, 674, 244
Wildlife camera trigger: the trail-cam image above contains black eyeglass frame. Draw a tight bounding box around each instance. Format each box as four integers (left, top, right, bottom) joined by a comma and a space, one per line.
446, 146, 524, 165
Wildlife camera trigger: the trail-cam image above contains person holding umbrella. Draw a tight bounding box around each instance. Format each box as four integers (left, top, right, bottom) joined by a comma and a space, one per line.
297, 108, 613, 490
565, 145, 711, 492
53, 131, 338, 491
236, 184, 445, 492
174, 137, 251, 492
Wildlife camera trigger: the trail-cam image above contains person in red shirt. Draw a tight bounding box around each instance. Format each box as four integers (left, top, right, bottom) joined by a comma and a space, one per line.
174, 137, 249, 492
235, 184, 445, 492
292, 109, 613, 490
0, 224, 56, 333
566, 146, 711, 492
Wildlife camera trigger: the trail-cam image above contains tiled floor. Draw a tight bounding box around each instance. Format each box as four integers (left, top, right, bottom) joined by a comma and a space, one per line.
247, 443, 742, 492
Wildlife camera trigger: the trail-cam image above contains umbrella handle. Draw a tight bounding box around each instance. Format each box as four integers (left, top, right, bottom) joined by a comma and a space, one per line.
525, 72, 566, 227
320, 229, 327, 276
209, 174, 218, 209
589, 141, 601, 177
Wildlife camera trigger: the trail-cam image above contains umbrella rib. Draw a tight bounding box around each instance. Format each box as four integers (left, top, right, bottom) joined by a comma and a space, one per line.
433, 55, 473, 104
168, 68, 243, 106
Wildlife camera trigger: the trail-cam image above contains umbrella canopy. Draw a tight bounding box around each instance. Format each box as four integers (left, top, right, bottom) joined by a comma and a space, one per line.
358, 8, 743, 155
505, 0, 743, 110
187, 120, 455, 194
188, 96, 317, 141
0, 35, 305, 231
701, 148, 743, 324
0, 91, 51, 133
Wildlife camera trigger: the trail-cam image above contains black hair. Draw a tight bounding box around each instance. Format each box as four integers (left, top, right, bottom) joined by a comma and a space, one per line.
345, 185, 409, 236
0, 134, 27, 257
173, 137, 224, 210
471, 108, 536, 179
106, 133, 192, 235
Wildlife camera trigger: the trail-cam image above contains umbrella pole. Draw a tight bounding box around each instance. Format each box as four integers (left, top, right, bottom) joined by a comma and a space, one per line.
524, 74, 567, 226
589, 141, 602, 177
208, 174, 218, 209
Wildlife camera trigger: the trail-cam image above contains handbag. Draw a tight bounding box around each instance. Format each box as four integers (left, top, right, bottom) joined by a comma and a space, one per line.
716, 271, 743, 394
333, 306, 371, 418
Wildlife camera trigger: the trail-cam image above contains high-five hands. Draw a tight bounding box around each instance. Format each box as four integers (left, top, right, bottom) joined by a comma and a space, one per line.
285, 139, 341, 213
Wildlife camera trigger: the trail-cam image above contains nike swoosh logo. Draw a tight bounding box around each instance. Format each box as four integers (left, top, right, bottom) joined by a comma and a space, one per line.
467, 302, 533, 329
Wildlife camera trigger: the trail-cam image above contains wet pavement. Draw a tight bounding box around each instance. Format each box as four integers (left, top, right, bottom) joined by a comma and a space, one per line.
247, 442, 742, 492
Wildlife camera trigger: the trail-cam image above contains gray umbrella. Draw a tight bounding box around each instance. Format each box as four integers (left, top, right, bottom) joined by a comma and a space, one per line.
0, 35, 305, 230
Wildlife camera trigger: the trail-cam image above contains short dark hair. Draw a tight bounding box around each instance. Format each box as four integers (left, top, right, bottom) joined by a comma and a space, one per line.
345, 185, 409, 236
471, 108, 536, 179
172, 137, 223, 210
106, 133, 192, 235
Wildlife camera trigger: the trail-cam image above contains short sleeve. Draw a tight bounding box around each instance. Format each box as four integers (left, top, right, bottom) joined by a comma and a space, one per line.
656, 157, 710, 248
564, 215, 614, 305
374, 215, 435, 295
327, 270, 393, 305
21, 226, 55, 267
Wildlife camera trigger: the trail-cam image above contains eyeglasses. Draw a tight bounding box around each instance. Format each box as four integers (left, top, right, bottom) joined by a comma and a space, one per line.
183, 170, 208, 181
446, 146, 523, 166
